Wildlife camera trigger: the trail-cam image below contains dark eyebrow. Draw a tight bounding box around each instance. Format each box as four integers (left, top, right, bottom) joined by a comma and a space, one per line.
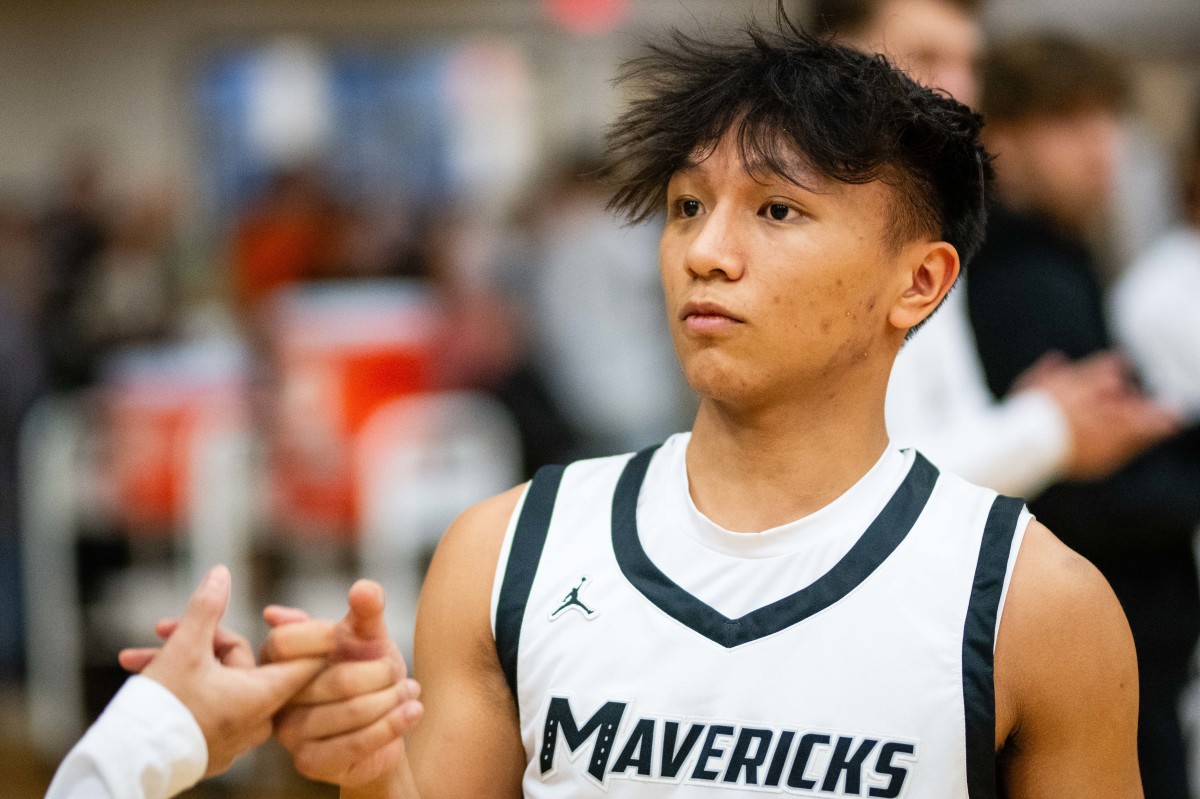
674, 136, 834, 195
670, 159, 830, 198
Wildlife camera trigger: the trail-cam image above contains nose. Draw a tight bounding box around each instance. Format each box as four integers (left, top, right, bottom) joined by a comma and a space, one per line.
685, 205, 746, 281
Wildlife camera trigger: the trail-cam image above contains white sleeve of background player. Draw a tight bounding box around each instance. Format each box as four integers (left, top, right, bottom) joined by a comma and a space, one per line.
937, 390, 1070, 499
887, 289, 1071, 498
1111, 232, 1200, 417
44, 675, 208, 799
887, 366, 1070, 498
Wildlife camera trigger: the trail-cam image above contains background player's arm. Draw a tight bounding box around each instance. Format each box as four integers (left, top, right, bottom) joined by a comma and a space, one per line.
994, 521, 1142, 797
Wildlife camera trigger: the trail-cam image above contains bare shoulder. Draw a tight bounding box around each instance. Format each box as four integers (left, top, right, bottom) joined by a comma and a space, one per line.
1000, 519, 1124, 640
419, 483, 527, 630
432, 485, 526, 568
996, 519, 1135, 720
994, 520, 1141, 796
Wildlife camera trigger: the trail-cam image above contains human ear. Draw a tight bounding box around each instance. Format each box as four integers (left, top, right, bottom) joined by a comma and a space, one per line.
887, 241, 959, 333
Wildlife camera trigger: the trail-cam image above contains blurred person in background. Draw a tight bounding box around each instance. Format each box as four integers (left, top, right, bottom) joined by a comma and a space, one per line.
812, 0, 1175, 499
0, 210, 46, 681
811, 0, 981, 104
1112, 111, 1200, 418
39, 152, 109, 390
78, 191, 178, 354
0, 201, 45, 321
971, 35, 1200, 796
526, 157, 692, 459
0, 303, 44, 683
230, 165, 347, 316
425, 208, 579, 473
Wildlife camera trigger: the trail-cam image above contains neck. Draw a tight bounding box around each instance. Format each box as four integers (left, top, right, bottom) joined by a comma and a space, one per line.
685, 369, 892, 533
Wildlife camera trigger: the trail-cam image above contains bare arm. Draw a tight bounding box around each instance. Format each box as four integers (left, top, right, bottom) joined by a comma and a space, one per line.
995, 521, 1142, 797
400, 485, 527, 797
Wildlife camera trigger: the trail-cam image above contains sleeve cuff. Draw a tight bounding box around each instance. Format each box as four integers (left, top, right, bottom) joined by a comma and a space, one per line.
995, 389, 1071, 494
83, 675, 209, 798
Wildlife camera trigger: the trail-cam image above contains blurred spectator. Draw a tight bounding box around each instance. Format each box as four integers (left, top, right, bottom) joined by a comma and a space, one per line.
814, 0, 1161, 498
810, 0, 982, 105
39, 153, 109, 390
426, 209, 579, 472
525, 158, 691, 458
1111, 111, 1200, 417
0, 202, 45, 322
340, 200, 433, 282
79, 193, 177, 354
0, 286, 45, 681
971, 35, 1200, 797
0, 199, 46, 679
229, 166, 347, 315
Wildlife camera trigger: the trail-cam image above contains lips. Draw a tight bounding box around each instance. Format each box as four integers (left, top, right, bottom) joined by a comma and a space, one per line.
679, 300, 744, 323
680, 299, 745, 334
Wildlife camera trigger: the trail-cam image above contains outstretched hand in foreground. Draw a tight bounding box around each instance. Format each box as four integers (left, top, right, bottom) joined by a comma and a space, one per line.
118, 565, 329, 778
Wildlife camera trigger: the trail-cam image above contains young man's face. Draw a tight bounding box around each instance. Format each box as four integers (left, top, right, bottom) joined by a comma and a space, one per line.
659, 133, 923, 407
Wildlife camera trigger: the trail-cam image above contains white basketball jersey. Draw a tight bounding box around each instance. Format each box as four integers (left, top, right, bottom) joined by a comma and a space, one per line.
491, 434, 1030, 798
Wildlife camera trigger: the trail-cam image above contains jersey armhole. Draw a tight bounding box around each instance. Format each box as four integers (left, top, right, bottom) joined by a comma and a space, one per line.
490, 482, 532, 643
993, 507, 1033, 649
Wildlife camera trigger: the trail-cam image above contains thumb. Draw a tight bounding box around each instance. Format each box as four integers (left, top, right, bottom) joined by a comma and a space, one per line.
252, 657, 327, 713
345, 579, 389, 642
170, 565, 231, 649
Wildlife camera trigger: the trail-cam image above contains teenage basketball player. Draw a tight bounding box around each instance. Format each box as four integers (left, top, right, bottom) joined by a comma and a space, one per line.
259, 13, 1141, 798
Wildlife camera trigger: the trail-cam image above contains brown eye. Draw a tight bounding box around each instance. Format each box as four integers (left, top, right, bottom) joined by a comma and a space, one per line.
768, 203, 790, 221
681, 199, 701, 217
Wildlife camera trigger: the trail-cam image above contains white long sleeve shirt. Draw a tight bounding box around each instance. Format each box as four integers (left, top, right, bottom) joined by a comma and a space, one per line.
44, 676, 207, 799
1111, 227, 1200, 418
886, 286, 1071, 499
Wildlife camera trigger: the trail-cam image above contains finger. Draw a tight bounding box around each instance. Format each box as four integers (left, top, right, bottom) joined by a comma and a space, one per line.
118, 647, 160, 672
215, 630, 256, 669
292, 702, 422, 783
1014, 351, 1068, 391
1028, 350, 1068, 376
169, 565, 231, 650
156, 619, 254, 666
1076, 352, 1129, 387
252, 657, 329, 714
158, 618, 242, 640
264, 605, 311, 628
340, 736, 407, 789
345, 580, 388, 642
276, 683, 406, 748
1131, 404, 1182, 438
1101, 351, 1132, 377
261, 619, 337, 663
289, 658, 400, 706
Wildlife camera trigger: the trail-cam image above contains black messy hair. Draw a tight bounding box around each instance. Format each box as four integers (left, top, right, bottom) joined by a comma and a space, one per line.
603, 8, 993, 270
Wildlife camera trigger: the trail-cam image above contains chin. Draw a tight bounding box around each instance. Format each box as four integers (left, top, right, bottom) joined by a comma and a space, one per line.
681, 354, 766, 406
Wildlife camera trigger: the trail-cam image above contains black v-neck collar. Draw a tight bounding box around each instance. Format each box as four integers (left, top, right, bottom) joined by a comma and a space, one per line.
610, 447, 939, 648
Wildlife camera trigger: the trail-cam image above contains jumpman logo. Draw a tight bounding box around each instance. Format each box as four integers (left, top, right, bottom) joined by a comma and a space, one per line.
550, 576, 597, 620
